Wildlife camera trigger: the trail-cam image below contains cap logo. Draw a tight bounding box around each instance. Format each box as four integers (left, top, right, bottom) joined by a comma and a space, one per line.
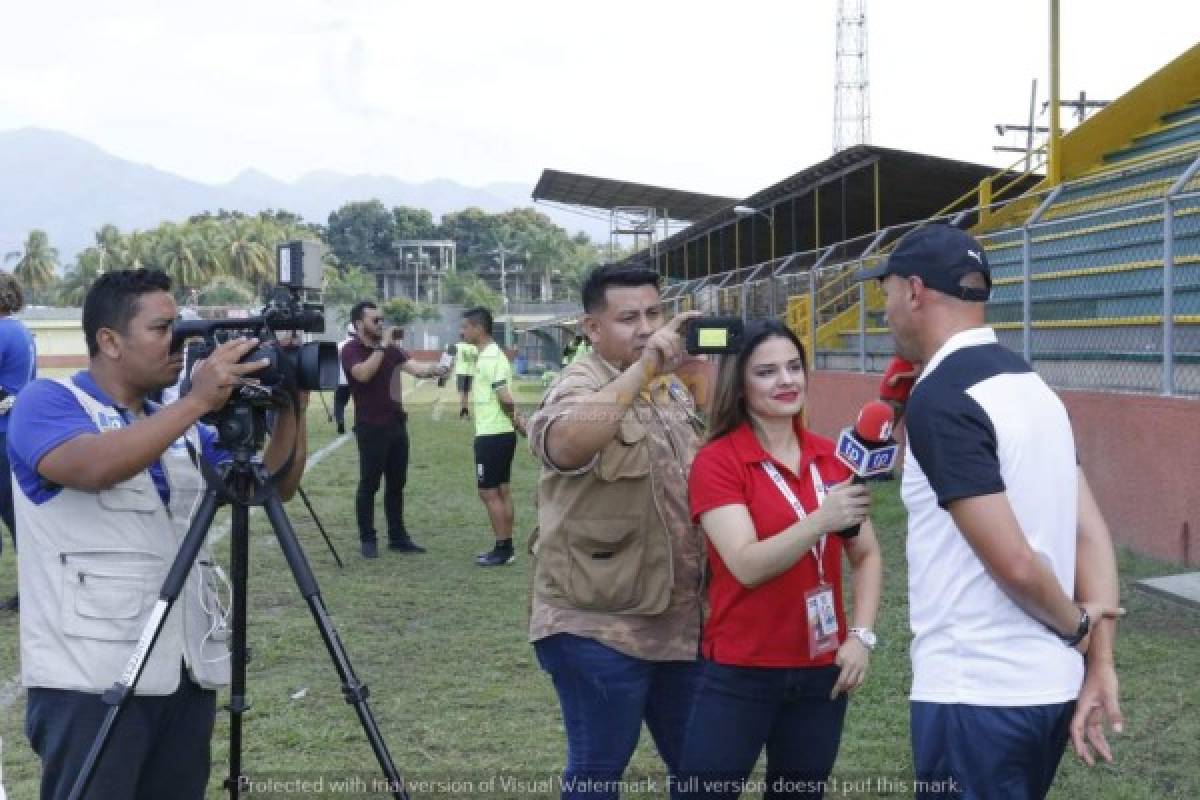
966, 250, 983, 264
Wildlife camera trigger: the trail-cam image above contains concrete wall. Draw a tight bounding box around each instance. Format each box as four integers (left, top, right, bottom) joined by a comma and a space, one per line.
22, 318, 88, 369
806, 371, 1198, 566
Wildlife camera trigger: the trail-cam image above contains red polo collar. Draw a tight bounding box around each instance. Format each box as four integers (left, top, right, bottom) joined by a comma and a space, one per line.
726, 416, 833, 474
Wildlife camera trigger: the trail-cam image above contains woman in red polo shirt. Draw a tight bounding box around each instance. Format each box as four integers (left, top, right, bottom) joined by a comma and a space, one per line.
679, 321, 883, 799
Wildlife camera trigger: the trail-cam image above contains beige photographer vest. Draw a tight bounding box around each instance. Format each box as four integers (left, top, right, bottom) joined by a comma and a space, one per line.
16, 378, 231, 694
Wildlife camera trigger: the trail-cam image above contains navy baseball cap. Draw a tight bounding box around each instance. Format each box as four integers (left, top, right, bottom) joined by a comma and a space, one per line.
855, 223, 992, 302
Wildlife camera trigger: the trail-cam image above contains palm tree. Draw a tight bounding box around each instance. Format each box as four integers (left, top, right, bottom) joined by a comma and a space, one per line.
125, 230, 158, 270
5, 230, 59, 293
156, 223, 208, 291
95, 224, 126, 270
226, 221, 272, 289
57, 248, 103, 306
192, 221, 229, 282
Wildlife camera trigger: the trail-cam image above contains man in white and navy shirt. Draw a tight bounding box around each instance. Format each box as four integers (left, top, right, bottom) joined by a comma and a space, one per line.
857, 224, 1124, 799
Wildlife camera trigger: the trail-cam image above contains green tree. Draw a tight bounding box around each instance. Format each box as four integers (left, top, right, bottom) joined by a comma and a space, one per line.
57, 247, 104, 306
125, 230, 159, 270
323, 265, 377, 307
439, 207, 509, 273
393, 206, 439, 240
381, 297, 419, 326
95, 224, 126, 270
443, 273, 502, 312
192, 221, 229, 282
326, 201, 396, 273
197, 275, 256, 307
225, 221, 272, 289
156, 223, 209, 292
5, 230, 59, 295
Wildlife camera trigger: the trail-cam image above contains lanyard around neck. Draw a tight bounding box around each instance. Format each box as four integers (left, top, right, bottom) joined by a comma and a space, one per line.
760, 460, 829, 584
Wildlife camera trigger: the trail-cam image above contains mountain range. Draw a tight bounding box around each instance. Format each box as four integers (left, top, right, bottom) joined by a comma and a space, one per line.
0, 127, 605, 266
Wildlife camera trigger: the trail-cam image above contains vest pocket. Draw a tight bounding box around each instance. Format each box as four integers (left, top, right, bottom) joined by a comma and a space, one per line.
60, 551, 163, 642
595, 419, 651, 482
566, 517, 645, 611
98, 481, 160, 513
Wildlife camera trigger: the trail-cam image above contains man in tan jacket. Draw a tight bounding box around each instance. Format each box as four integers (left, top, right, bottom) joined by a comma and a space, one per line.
528, 263, 704, 799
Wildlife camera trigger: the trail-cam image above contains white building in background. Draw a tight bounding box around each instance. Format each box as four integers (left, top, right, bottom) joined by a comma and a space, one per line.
375, 240, 456, 303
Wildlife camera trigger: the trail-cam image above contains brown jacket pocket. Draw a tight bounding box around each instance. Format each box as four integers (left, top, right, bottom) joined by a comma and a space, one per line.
566, 518, 645, 611
595, 418, 651, 481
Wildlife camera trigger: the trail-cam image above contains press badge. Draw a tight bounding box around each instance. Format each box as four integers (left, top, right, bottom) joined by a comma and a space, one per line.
760, 460, 840, 657
805, 584, 839, 656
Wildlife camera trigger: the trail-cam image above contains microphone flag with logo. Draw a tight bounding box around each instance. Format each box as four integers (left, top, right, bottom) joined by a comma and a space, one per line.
833, 401, 898, 538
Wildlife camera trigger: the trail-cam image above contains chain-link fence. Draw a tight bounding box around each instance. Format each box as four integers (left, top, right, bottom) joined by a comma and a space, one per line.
587, 149, 1200, 397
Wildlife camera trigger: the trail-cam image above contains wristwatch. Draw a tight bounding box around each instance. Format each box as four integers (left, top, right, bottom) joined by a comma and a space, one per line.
1061, 606, 1091, 647
848, 627, 877, 651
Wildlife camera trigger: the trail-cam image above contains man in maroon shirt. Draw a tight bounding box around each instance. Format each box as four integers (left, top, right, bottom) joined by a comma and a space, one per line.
341, 300, 448, 558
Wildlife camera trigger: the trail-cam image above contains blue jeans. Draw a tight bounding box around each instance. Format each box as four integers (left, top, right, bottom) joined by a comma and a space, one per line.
679, 660, 847, 799
534, 633, 700, 799
25, 672, 217, 800
910, 701, 1075, 800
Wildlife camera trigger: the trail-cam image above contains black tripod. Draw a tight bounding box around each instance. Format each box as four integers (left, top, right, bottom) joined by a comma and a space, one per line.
69, 425, 407, 799
297, 485, 344, 569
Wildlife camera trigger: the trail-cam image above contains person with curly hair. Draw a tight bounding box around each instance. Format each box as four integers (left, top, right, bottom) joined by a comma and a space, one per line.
0, 272, 35, 612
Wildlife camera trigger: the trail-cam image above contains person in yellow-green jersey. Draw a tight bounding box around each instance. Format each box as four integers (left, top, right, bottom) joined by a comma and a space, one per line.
461, 307, 526, 566
454, 336, 479, 420
569, 334, 591, 364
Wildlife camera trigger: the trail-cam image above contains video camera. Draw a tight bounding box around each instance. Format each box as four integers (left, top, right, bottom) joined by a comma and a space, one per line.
170, 241, 340, 448
685, 316, 745, 356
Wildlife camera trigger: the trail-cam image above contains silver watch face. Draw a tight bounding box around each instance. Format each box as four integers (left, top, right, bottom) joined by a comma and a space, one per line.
852, 628, 877, 648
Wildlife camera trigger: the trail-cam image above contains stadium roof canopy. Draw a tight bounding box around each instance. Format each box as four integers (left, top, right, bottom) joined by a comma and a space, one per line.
532, 169, 736, 222
656, 144, 1041, 252
624, 145, 1042, 278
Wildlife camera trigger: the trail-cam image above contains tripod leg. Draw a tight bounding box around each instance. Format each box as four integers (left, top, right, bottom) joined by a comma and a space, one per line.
297, 485, 344, 568
318, 390, 333, 423
69, 488, 223, 800
224, 502, 251, 799
261, 489, 409, 800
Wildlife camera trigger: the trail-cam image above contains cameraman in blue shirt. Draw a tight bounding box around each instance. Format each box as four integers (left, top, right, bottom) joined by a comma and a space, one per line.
9, 269, 308, 800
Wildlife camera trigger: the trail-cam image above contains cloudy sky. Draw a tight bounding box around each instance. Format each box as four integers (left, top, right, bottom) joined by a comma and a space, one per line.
2, 1, 1196, 200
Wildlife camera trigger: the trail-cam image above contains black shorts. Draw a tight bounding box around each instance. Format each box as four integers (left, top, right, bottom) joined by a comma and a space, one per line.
457, 375, 473, 393
474, 432, 517, 489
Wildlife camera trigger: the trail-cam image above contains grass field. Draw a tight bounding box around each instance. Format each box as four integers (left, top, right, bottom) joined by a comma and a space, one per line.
0, 375, 1196, 798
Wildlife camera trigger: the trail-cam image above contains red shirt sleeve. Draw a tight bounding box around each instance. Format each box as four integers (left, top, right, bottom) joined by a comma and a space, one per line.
688, 441, 748, 523
879, 356, 917, 403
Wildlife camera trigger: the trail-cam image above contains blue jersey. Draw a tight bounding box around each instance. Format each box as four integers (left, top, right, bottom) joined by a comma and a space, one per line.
8, 371, 229, 507
0, 317, 37, 434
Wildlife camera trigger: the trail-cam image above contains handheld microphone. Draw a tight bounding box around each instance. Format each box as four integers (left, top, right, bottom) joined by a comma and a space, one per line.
436, 347, 455, 388
833, 400, 898, 537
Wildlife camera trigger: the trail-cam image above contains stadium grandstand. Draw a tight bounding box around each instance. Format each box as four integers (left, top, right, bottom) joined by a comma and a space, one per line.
533, 44, 1200, 398
527, 42, 1200, 565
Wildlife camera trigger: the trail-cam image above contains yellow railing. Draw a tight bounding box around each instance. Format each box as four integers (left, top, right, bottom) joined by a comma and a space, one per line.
807, 134, 1050, 343
777, 44, 1200, 358
1056, 42, 1200, 181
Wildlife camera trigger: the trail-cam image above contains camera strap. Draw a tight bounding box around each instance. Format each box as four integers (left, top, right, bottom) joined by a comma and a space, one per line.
266, 395, 303, 484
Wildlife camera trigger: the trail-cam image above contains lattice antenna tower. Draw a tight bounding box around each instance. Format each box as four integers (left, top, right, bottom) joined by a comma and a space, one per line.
833, 0, 871, 153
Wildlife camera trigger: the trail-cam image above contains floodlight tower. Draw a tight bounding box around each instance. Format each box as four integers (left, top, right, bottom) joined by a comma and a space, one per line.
833, 0, 871, 153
